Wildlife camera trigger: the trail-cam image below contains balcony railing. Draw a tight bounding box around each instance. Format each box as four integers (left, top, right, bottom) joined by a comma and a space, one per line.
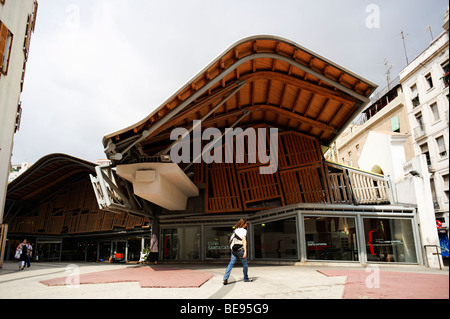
413, 126, 427, 140
326, 162, 390, 205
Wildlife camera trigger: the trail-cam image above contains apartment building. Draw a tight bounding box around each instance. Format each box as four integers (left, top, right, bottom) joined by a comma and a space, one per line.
0, 0, 38, 223
328, 77, 414, 176
8, 161, 32, 182
399, 8, 449, 254
326, 8, 449, 265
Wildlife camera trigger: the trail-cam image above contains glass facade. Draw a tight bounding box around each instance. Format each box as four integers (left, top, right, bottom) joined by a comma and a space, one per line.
304, 216, 358, 261
162, 227, 200, 260
254, 217, 298, 259
11, 212, 419, 264
205, 226, 234, 259
363, 218, 417, 263
154, 213, 419, 264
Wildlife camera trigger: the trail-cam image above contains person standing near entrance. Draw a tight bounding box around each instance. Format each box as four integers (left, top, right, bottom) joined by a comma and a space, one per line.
25, 240, 32, 268
223, 219, 252, 285
149, 234, 159, 265
16, 239, 28, 270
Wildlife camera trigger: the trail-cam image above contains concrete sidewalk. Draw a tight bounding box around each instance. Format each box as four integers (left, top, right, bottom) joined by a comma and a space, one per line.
0, 261, 448, 299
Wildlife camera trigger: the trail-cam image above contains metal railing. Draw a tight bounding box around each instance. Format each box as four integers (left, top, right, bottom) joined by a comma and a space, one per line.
413, 125, 426, 140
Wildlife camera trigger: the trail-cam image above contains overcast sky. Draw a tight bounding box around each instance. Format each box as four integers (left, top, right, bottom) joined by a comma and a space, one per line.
11, 0, 449, 164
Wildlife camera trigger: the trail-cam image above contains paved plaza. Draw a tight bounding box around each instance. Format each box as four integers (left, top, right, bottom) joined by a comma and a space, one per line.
0, 261, 448, 300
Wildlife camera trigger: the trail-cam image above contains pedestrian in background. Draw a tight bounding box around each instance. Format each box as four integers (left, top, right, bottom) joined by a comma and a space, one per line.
16, 239, 28, 270
149, 234, 159, 265
25, 240, 32, 268
223, 219, 253, 285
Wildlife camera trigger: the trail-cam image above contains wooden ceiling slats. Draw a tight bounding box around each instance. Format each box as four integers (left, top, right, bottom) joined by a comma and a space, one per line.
205, 129, 331, 213
103, 36, 376, 161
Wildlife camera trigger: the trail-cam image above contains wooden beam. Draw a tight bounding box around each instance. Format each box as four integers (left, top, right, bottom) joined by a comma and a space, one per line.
146, 103, 337, 146
240, 71, 355, 107
150, 82, 244, 137
23, 169, 86, 200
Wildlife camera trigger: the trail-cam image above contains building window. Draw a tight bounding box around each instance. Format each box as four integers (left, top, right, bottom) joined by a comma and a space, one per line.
205, 226, 233, 259
410, 84, 420, 107
443, 174, 449, 202
161, 227, 200, 260
0, 21, 13, 75
356, 144, 360, 156
420, 143, 431, 166
391, 115, 400, 132
414, 113, 426, 139
425, 73, 434, 89
436, 136, 447, 158
441, 60, 449, 87
364, 218, 417, 263
442, 60, 450, 73
415, 113, 424, 129
430, 178, 438, 209
348, 151, 352, 167
304, 216, 358, 261
430, 102, 440, 122
254, 217, 298, 259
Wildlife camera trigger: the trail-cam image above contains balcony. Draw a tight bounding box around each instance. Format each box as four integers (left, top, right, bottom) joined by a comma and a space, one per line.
413, 126, 427, 140
326, 163, 390, 205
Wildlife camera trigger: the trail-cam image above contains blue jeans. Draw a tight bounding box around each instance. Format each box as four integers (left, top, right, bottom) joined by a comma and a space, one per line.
223, 249, 249, 282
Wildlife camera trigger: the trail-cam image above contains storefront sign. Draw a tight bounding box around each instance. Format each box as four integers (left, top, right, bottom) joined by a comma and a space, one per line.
307, 242, 331, 250
207, 240, 229, 252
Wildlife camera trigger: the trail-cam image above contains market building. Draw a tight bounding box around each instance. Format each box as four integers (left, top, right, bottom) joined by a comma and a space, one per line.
3, 153, 152, 262
2, 35, 442, 267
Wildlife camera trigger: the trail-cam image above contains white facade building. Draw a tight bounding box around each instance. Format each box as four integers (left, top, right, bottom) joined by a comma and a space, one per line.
0, 0, 38, 223
8, 161, 32, 182
328, 8, 449, 267
399, 8, 449, 255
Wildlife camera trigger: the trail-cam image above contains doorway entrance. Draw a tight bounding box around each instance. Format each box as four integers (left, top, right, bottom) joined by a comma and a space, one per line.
36, 239, 62, 262
161, 227, 200, 260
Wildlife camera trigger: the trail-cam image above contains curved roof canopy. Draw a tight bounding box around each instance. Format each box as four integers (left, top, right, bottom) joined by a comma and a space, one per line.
103, 35, 377, 164
6, 153, 96, 203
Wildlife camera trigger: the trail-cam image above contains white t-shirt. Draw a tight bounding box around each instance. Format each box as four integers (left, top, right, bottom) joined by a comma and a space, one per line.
234, 228, 247, 239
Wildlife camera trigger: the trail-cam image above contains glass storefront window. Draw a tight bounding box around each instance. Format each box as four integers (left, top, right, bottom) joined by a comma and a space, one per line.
363, 218, 417, 263
127, 237, 143, 261
254, 217, 298, 259
162, 227, 200, 260
205, 226, 234, 259
304, 216, 358, 261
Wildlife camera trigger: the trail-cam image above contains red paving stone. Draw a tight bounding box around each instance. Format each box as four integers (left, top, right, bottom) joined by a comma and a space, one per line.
317, 269, 449, 299
40, 266, 214, 288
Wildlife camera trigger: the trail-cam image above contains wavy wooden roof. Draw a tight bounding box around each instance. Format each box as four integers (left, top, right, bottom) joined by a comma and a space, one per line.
6, 153, 96, 203
103, 35, 377, 163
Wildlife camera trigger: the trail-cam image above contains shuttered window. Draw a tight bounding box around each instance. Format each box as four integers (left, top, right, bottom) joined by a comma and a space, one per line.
0, 21, 13, 75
